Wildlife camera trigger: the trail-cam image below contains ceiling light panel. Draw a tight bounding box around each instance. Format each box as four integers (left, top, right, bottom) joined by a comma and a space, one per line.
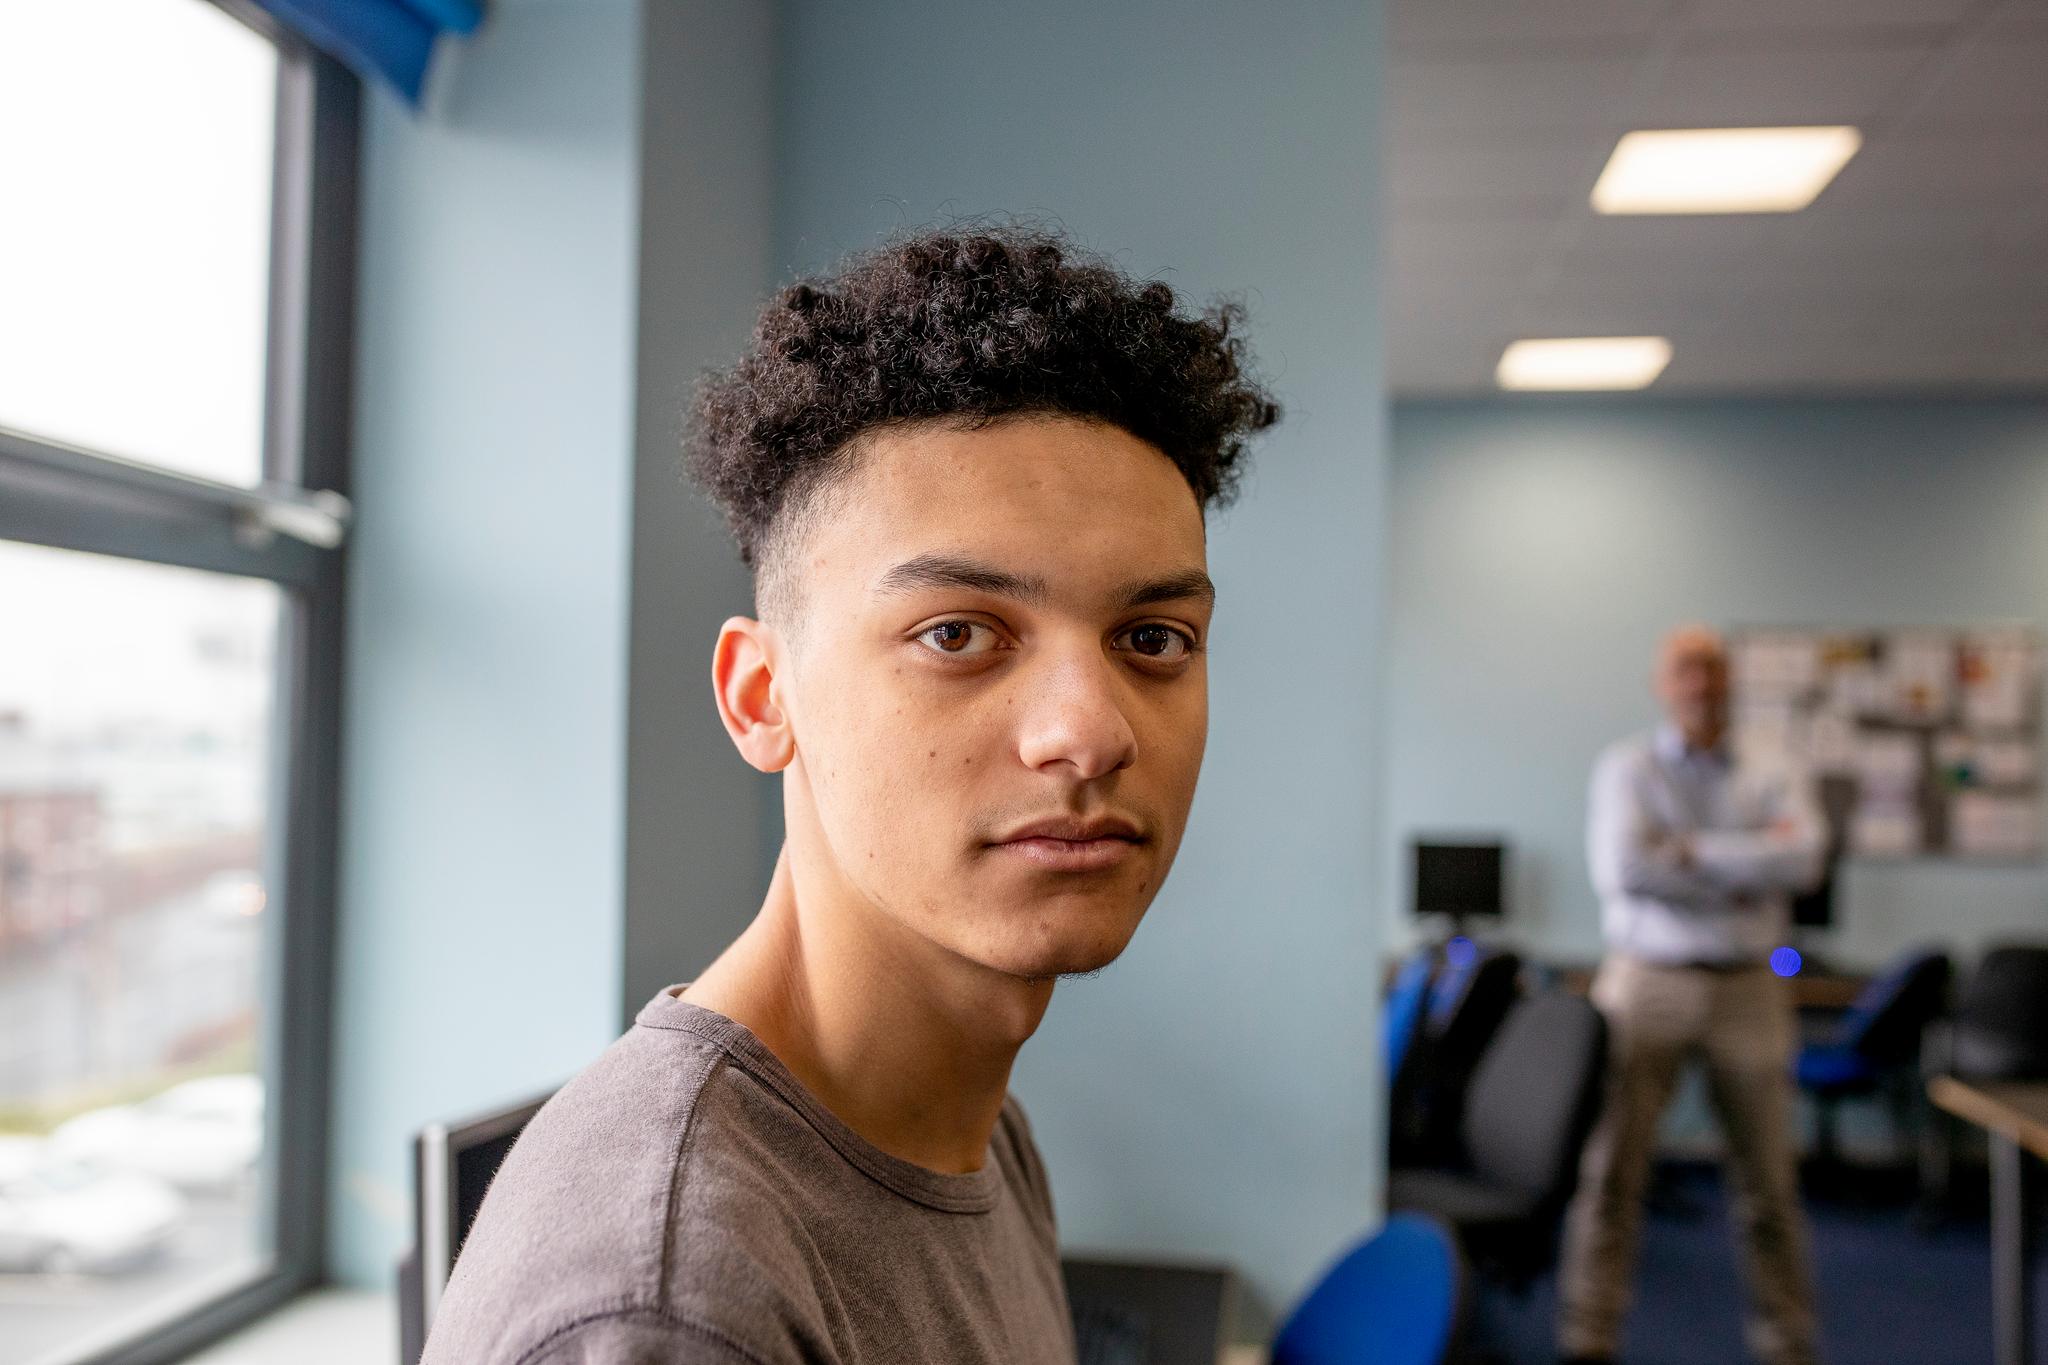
1496, 336, 1674, 391
1592, 126, 1862, 214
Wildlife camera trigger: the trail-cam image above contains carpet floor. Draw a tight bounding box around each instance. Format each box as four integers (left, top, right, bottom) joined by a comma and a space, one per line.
1468, 1160, 2046, 1364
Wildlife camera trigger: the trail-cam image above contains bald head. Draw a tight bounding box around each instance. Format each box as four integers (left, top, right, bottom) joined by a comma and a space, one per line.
1654, 624, 1730, 749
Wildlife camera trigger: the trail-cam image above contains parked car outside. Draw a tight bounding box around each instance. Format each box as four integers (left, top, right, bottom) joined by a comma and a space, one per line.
0, 1135, 185, 1275
50, 1073, 263, 1193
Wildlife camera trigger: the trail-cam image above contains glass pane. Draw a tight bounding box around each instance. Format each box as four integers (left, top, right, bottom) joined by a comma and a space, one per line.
0, 541, 278, 1359
0, 0, 276, 486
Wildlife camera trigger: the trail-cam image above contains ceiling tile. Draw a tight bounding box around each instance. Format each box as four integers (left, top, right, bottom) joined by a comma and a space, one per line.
1897, 37, 2048, 132
1818, 134, 2048, 211
1736, 205, 2048, 289
1386, 0, 2048, 396
1387, 213, 1562, 279
1981, 0, 2048, 40
1552, 214, 1771, 269
1681, 0, 1980, 33
1390, 133, 1603, 216
1629, 39, 1930, 126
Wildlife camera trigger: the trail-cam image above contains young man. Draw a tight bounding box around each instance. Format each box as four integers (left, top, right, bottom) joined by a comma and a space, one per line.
421, 228, 1279, 1364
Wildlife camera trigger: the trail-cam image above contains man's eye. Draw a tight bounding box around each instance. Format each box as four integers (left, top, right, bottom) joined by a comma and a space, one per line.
917, 621, 999, 656
1115, 624, 1195, 662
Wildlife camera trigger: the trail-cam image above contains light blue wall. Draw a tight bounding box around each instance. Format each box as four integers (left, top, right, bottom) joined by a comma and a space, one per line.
1386, 397, 2048, 977
329, 1, 640, 1285
620, 0, 780, 1024
775, 0, 1388, 1330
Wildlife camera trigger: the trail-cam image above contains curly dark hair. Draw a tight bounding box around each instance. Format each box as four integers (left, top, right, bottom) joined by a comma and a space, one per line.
687, 225, 1280, 607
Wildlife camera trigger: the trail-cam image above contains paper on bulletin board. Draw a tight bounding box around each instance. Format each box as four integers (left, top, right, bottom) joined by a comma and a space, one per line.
1951, 792, 2043, 857
1854, 731, 1922, 795
1851, 800, 1924, 857
1885, 632, 1955, 724
1828, 661, 1885, 718
1735, 702, 1800, 765
1961, 631, 2040, 730
1734, 632, 1821, 702
1805, 709, 1860, 775
1979, 741, 2037, 787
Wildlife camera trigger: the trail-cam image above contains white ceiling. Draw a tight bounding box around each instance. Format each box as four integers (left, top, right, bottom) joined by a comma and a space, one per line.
1387, 0, 2048, 396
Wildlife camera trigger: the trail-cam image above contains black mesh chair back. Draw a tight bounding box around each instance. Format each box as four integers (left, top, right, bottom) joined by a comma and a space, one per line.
1952, 944, 2048, 1080
1841, 947, 1952, 1067
1462, 991, 1609, 1210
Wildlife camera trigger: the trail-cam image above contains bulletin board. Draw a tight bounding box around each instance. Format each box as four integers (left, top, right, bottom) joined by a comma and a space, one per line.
1731, 627, 2044, 860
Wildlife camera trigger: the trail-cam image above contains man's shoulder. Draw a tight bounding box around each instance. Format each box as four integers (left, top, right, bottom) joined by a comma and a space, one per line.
1592, 732, 1657, 777
421, 1013, 832, 1364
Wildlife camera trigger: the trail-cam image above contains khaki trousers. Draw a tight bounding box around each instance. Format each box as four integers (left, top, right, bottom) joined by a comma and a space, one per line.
1556, 956, 1819, 1365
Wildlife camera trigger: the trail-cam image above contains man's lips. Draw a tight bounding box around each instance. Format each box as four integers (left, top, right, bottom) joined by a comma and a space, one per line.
987, 816, 1145, 872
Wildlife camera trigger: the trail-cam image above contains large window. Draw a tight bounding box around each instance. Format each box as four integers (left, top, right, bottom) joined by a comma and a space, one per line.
0, 3, 354, 1362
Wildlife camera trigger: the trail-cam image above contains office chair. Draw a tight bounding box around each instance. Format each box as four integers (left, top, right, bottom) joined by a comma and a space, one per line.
1794, 945, 1951, 1180
1388, 990, 1608, 1290
1389, 946, 1523, 1168
1271, 1212, 1466, 1365
1920, 943, 2048, 1217
1384, 945, 1438, 1087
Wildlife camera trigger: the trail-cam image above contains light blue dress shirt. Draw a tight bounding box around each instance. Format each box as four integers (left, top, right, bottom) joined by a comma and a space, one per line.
1586, 725, 1827, 967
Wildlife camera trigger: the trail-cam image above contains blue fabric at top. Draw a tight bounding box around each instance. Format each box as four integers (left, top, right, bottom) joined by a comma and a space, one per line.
251, 0, 484, 107
1272, 1212, 1461, 1365
400, 0, 484, 33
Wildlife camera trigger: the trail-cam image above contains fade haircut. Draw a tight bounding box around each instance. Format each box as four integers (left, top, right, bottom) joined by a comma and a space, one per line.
687, 223, 1281, 624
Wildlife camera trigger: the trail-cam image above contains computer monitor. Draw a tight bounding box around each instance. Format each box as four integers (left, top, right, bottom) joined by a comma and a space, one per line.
1061, 1256, 1234, 1365
399, 1089, 555, 1364
1413, 839, 1506, 933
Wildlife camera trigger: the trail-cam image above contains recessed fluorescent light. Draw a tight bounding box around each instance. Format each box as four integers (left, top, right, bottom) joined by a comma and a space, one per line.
1592, 126, 1862, 214
1496, 336, 1673, 391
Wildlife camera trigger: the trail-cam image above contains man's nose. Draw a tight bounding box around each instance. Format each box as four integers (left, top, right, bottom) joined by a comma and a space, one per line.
1013, 650, 1139, 781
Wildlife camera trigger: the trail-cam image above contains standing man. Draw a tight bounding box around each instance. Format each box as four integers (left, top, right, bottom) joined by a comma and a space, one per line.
1558, 625, 1827, 1365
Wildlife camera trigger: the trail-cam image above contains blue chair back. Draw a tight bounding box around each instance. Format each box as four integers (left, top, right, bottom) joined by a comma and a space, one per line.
1271, 1213, 1463, 1365
1383, 947, 1436, 1085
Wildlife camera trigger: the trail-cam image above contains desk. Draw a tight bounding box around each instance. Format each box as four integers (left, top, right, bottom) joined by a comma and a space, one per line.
1928, 1077, 2048, 1365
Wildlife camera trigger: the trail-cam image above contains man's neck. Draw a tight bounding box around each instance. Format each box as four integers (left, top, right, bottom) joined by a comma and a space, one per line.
1664, 719, 1726, 756
681, 845, 1054, 1175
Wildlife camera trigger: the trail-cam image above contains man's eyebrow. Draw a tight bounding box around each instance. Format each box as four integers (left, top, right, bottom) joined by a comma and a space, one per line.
1115, 570, 1216, 612
873, 553, 1051, 604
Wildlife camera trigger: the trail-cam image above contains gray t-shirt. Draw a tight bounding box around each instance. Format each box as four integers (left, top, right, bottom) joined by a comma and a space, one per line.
421, 988, 1076, 1365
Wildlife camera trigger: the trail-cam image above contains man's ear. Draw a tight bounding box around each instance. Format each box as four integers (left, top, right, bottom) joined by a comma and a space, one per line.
712, 616, 795, 773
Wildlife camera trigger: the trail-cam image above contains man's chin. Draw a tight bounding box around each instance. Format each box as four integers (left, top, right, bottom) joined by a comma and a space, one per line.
981, 928, 1138, 984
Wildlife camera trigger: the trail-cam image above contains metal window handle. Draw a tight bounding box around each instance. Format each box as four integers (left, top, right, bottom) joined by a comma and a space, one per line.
235, 487, 352, 550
